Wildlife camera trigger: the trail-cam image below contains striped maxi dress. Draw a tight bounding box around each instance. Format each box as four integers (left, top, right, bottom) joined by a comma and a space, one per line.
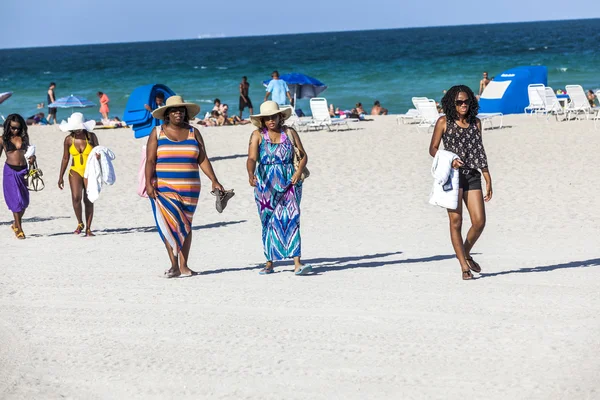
151, 126, 201, 253
254, 128, 302, 261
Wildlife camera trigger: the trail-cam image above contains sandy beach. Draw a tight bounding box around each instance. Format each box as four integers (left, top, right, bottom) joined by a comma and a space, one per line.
1, 115, 599, 399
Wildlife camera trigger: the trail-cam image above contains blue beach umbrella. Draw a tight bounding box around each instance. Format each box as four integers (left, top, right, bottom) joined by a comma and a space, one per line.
48, 94, 96, 114
263, 73, 328, 105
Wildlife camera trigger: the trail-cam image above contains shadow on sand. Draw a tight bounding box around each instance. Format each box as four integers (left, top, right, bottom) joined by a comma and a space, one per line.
29, 220, 247, 238
200, 251, 456, 276
479, 258, 600, 279
0, 216, 70, 226
209, 154, 246, 162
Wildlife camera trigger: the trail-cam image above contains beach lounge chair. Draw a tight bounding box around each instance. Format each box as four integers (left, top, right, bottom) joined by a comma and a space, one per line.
535, 87, 564, 120
396, 97, 430, 125
565, 85, 591, 120
280, 105, 310, 132
479, 113, 504, 130
306, 98, 352, 131
414, 99, 441, 133
524, 84, 546, 115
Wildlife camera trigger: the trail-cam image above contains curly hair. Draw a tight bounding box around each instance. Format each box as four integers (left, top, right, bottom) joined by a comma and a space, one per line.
2, 114, 29, 148
441, 85, 479, 123
163, 107, 190, 124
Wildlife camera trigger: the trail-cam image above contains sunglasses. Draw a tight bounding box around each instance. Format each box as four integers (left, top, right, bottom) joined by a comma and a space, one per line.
169, 109, 186, 114
455, 100, 470, 106
264, 115, 279, 121
9, 125, 22, 131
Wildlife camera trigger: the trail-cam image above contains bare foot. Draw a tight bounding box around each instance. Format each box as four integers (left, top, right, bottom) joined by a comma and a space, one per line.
85, 229, 96, 237
179, 266, 197, 277
164, 267, 181, 278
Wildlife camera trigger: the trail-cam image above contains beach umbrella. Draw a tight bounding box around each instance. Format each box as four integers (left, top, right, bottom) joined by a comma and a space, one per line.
263, 73, 328, 105
0, 91, 12, 105
0, 91, 12, 120
48, 94, 96, 114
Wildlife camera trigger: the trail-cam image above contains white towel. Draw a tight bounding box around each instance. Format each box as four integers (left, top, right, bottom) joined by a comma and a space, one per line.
84, 146, 116, 203
429, 150, 460, 210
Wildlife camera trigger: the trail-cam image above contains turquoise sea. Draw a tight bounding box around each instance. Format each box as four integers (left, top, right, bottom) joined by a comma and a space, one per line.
1, 18, 599, 121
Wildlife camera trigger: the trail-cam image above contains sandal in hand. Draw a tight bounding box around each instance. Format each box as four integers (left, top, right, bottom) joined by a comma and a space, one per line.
211, 188, 235, 213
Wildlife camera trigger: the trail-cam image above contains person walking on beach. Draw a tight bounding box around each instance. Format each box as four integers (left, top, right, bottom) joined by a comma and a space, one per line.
239, 76, 253, 118
247, 101, 311, 275
47, 82, 57, 124
479, 72, 491, 96
145, 96, 226, 278
429, 85, 492, 280
0, 114, 36, 239
97, 92, 110, 121
57, 113, 101, 237
264, 71, 293, 106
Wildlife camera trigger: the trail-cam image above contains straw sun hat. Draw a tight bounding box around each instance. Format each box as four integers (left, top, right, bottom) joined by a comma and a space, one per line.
151, 95, 201, 120
59, 112, 96, 132
250, 101, 292, 128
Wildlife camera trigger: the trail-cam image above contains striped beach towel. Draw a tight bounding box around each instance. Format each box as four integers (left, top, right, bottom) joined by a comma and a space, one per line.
151, 127, 200, 252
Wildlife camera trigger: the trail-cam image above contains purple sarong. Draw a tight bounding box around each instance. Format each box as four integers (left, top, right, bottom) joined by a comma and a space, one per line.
3, 163, 29, 213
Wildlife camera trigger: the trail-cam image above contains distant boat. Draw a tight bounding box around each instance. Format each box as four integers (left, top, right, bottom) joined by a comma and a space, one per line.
197, 33, 226, 39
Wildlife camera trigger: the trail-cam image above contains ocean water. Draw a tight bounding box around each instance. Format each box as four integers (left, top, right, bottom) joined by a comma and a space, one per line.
1, 18, 599, 121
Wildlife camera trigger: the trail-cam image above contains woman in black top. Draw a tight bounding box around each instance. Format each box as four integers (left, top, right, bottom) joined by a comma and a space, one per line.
429, 85, 493, 280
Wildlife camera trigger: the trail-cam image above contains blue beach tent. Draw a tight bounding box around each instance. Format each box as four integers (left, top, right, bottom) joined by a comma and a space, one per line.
123, 84, 175, 138
479, 66, 548, 115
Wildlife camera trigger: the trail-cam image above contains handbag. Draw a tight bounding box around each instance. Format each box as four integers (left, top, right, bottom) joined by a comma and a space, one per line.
285, 128, 310, 181
27, 161, 45, 192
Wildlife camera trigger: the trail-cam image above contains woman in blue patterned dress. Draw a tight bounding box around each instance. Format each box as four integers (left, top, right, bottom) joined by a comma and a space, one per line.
247, 101, 311, 275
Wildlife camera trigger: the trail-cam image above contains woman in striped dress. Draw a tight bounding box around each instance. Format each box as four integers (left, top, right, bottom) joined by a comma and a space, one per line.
145, 96, 224, 278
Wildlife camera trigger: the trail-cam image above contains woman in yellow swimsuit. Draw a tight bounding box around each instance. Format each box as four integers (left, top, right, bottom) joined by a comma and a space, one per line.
57, 113, 100, 236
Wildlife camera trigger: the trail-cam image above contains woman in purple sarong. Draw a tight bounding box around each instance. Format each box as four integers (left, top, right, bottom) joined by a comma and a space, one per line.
0, 114, 36, 239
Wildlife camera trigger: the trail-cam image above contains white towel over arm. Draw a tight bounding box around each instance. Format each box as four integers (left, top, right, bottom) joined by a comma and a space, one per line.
429, 149, 460, 210
84, 146, 116, 203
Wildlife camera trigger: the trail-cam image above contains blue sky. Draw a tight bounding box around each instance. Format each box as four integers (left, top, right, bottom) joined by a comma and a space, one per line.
2, 0, 597, 49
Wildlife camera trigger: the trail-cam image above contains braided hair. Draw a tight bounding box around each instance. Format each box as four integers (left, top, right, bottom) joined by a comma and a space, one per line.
441, 85, 479, 123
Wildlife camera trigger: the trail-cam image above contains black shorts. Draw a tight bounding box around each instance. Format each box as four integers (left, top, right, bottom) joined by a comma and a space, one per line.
239, 96, 253, 111
48, 107, 57, 116
458, 168, 482, 191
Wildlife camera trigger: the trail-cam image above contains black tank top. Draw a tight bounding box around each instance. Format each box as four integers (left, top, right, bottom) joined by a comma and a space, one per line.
442, 119, 488, 169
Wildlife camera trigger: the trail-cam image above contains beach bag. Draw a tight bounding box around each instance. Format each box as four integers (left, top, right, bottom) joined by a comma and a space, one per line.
285, 128, 310, 181
26, 161, 45, 192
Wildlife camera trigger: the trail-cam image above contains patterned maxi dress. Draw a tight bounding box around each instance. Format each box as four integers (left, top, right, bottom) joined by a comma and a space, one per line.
151, 127, 201, 253
254, 128, 302, 261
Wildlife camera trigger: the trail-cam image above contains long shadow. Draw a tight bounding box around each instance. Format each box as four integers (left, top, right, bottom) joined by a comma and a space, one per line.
0, 216, 70, 226
31, 220, 247, 238
209, 154, 246, 162
479, 258, 600, 279
201, 252, 455, 276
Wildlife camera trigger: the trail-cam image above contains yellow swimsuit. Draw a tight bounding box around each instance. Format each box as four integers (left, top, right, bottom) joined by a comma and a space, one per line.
69, 135, 93, 177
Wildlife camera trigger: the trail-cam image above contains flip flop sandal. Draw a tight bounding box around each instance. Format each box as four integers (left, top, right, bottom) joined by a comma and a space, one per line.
10, 224, 18, 233
211, 189, 235, 213
465, 257, 482, 273
74, 223, 85, 234
15, 231, 26, 240
462, 269, 473, 280
259, 267, 274, 275
294, 265, 313, 276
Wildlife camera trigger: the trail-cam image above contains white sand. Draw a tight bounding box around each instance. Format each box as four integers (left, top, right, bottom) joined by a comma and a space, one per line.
1, 116, 599, 399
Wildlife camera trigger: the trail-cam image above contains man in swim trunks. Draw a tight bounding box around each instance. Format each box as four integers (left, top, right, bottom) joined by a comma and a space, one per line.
479, 72, 491, 96
370, 100, 388, 115
47, 82, 57, 125
239, 76, 253, 118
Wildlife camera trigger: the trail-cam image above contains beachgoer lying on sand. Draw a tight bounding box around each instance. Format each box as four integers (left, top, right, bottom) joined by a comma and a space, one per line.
57, 113, 101, 237
354, 103, 366, 115
146, 96, 226, 278
371, 100, 388, 115
247, 101, 312, 276
0, 114, 36, 239
429, 85, 492, 281
221, 104, 251, 125
26, 112, 48, 125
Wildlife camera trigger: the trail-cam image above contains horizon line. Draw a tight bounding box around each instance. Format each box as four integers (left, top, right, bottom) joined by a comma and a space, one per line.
1, 17, 597, 51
